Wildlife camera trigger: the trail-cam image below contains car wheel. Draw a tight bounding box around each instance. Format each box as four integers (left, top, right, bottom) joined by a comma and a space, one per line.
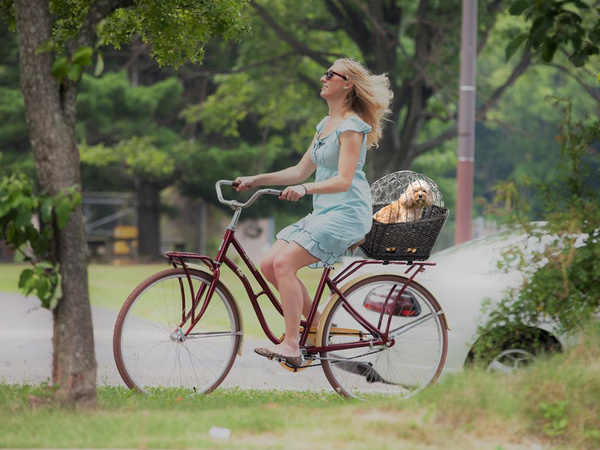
466, 328, 562, 372
486, 348, 536, 375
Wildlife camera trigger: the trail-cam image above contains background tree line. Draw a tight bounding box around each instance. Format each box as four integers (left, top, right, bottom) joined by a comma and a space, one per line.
3, 0, 598, 259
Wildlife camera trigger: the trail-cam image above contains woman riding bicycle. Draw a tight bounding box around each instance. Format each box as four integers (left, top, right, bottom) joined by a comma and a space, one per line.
235, 58, 393, 367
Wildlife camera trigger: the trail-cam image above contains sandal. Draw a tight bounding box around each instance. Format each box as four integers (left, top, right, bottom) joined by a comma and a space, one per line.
254, 347, 303, 368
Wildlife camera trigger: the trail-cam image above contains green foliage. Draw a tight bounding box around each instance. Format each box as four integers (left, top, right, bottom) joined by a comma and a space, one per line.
77, 71, 184, 144
3, 0, 250, 67
0, 173, 81, 308
475, 102, 600, 360
0, 24, 30, 173
539, 401, 569, 437
0, 0, 15, 29
175, 140, 308, 217
77, 71, 185, 191
475, 11, 599, 215
81, 136, 176, 181
182, 63, 324, 152
97, 0, 250, 67
507, 0, 600, 66
50, 46, 93, 82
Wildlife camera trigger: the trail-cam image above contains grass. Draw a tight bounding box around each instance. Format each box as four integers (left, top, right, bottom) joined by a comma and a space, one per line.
1, 324, 599, 449
0, 262, 324, 337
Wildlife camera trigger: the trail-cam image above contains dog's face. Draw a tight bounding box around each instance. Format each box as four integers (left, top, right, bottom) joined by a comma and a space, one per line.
402, 180, 434, 208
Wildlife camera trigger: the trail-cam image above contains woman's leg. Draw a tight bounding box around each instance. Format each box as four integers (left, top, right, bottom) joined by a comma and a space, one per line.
260, 240, 320, 328
268, 242, 320, 357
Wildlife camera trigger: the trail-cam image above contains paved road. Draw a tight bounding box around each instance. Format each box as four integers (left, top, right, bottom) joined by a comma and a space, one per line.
0, 292, 332, 391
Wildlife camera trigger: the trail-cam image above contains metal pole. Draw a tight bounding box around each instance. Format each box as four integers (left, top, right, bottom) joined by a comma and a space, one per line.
455, 0, 478, 244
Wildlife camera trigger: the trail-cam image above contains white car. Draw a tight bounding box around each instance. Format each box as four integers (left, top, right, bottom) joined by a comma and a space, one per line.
344, 228, 571, 377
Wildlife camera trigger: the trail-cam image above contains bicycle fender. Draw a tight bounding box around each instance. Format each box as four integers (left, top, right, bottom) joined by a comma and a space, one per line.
315, 273, 450, 347
186, 264, 245, 356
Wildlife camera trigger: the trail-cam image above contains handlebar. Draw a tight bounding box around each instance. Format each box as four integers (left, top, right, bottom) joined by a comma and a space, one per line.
215, 180, 282, 209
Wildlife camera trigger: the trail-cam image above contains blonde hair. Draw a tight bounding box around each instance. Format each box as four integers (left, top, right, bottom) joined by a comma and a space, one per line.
337, 58, 393, 149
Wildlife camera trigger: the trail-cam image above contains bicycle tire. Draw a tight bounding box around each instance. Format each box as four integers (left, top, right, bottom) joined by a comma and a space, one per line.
113, 268, 241, 394
319, 274, 448, 399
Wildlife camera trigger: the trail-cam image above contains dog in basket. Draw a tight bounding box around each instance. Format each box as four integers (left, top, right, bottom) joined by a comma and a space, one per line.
373, 180, 434, 224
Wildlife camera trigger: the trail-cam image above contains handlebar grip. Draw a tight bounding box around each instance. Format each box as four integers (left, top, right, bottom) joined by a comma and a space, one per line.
231, 181, 241, 188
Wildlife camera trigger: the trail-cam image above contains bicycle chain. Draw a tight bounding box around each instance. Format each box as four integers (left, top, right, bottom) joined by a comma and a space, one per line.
293, 331, 386, 370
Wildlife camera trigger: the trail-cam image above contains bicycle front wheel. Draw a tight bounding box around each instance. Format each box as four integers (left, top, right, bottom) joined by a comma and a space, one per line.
113, 268, 241, 394
320, 274, 448, 399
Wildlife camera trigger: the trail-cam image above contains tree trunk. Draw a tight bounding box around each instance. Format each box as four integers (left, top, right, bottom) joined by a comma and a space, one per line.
137, 179, 162, 261
15, 0, 96, 408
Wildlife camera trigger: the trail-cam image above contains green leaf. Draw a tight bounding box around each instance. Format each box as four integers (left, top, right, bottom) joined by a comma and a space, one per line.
51, 56, 70, 80
36, 261, 54, 270
70, 46, 93, 66
36, 277, 49, 306
590, 24, 600, 43
18, 269, 34, 289
14, 207, 31, 228
509, 0, 530, 16
569, 0, 589, 10
531, 16, 554, 48
67, 63, 83, 82
584, 45, 599, 56
541, 38, 558, 62
55, 198, 73, 229
506, 34, 528, 61
558, 418, 568, 429
40, 199, 53, 223
571, 50, 586, 67
70, 191, 82, 209
94, 50, 105, 77
35, 38, 55, 55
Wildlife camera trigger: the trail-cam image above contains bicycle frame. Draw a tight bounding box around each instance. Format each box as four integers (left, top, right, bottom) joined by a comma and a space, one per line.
166, 232, 436, 355
165, 181, 437, 358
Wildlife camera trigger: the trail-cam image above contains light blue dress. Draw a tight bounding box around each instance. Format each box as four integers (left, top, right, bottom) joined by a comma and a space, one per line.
276, 115, 373, 266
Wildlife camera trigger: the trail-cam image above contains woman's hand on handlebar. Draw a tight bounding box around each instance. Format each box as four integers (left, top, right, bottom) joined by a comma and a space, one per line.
279, 185, 307, 202
234, 176, 258, 192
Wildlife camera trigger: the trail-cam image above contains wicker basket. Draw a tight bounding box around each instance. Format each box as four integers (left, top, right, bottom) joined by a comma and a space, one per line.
360, 171, 449, 261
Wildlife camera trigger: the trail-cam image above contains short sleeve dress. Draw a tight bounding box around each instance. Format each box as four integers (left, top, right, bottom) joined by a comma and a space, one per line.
276, 114, 373, 266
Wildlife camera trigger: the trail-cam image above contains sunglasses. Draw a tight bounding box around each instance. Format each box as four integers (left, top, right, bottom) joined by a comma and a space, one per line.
324, 70, 348, 81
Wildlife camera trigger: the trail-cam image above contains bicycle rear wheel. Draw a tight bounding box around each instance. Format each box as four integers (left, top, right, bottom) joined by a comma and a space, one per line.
113, 268, 241, 394
320, 274, 448, 399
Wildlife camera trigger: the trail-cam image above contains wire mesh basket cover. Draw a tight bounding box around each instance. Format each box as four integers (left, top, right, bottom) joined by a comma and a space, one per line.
360, 171, 449, 261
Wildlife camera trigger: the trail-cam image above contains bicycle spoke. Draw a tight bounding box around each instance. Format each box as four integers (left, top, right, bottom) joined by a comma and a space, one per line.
187, 331, 243, 339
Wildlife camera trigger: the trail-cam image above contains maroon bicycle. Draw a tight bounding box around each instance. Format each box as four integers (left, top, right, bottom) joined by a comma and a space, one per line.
113, 180, 449, 399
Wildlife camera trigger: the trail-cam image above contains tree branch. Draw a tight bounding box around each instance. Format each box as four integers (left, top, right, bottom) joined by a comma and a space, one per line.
297, 72, 323, 94
545, 62, 600, 104
249, 0, 331, 67
477, 47, 532, 120
412, 124, 457, 158
62, 0, 136, 130
300, 19, 341, 32
352, 0, 389, 42
477, 0, 505, 54
412, 46, 534, 158
324, 0, 372, 57
75, 0, 135, 50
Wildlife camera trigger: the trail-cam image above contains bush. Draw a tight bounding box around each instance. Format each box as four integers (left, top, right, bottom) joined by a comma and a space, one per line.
474, 101, 600, 361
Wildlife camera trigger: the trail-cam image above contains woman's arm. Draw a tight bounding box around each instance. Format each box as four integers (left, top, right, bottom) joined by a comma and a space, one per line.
235, 133, 318, 191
